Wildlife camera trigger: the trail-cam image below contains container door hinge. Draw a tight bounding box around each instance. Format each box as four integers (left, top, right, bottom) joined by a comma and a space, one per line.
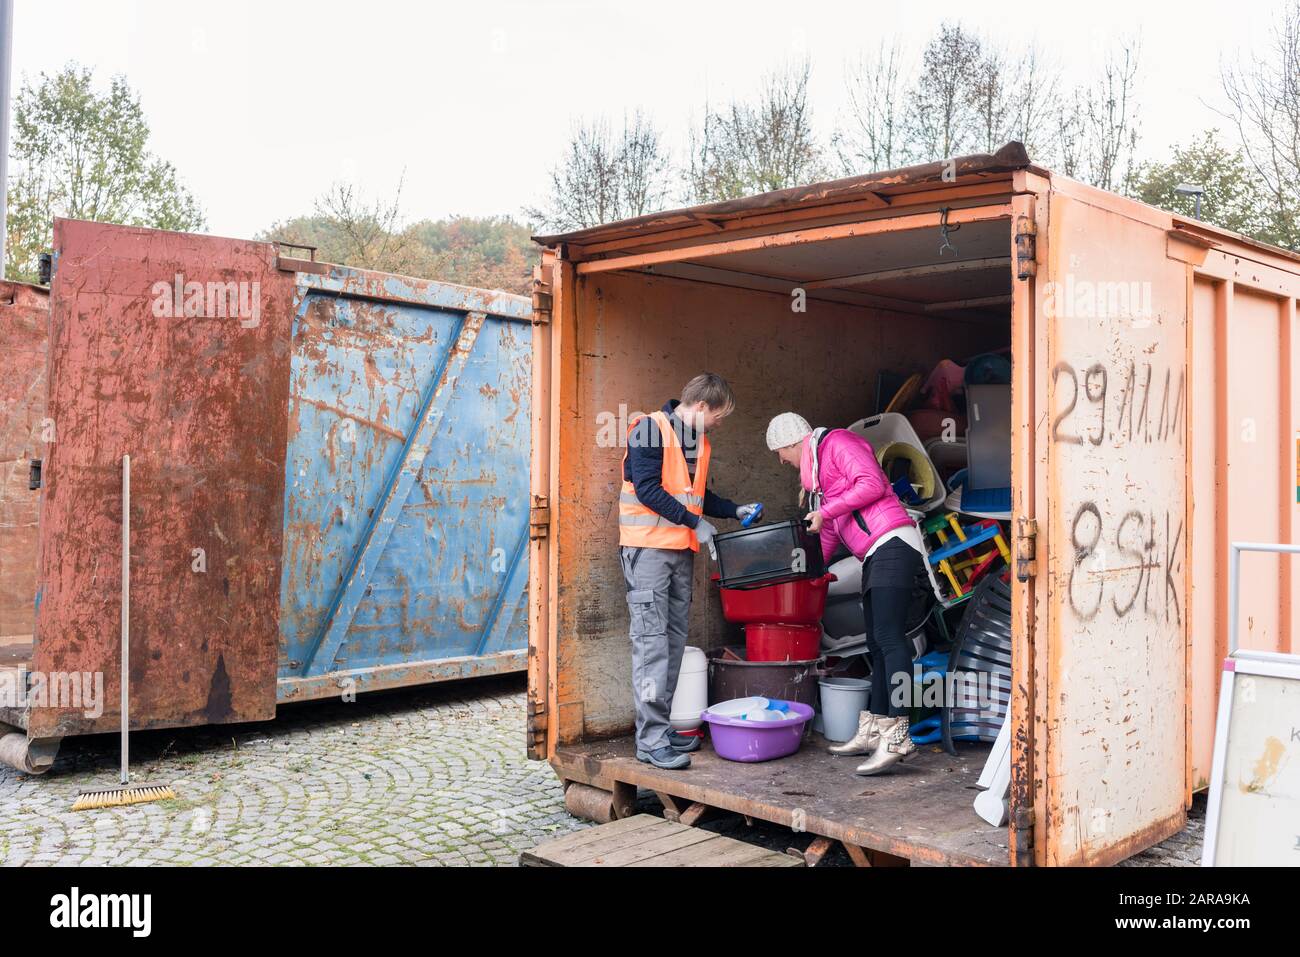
529, 496, 551, 540
526, 700, 547, 758
531, 266, 552, 324
1015, 517, 1038, 582
1015, 217, 1037, 280
1012, 807, 1035, 862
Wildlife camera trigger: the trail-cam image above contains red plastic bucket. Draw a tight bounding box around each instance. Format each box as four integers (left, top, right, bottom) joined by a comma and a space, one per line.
714, 572, 836, 625
745, 622, 821, 662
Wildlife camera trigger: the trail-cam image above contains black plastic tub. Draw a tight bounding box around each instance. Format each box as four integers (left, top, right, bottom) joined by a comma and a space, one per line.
713, 519, 826, 588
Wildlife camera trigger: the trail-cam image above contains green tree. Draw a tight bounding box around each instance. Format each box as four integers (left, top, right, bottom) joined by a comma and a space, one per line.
1130, 130, 1297, 249
5, 64, 205, 283
262, 186, 536, 296
410, 216, 535, 295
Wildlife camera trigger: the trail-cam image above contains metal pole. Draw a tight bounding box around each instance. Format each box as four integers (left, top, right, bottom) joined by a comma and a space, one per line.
0, 0, 14, 277
1227, 541, 1300, 655
121, 454, 130, 786
1228, 543, 1240, 657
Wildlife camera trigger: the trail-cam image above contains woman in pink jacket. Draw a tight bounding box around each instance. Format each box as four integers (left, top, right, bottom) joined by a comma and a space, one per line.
766, 412, 927, 775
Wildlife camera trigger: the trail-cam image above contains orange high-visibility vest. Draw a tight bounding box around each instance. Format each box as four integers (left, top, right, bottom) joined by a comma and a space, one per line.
618, 410, 711, 551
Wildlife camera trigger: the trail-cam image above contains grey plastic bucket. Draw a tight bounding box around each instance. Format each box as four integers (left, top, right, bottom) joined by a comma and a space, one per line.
818, 677, 871, 742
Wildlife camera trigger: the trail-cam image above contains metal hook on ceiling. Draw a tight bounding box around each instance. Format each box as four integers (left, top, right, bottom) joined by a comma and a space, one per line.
938, 207, 960, 257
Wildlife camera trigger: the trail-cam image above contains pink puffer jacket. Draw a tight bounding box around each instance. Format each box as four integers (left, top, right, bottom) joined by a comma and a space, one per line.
799, 429, 912, 565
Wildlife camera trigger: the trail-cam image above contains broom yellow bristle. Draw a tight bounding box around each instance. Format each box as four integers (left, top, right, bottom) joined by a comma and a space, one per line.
72, 785, 176, 811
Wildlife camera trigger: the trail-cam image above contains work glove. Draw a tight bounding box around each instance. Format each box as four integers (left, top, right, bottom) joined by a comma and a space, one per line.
694, 518, 719, 559
736, 503, 763, 527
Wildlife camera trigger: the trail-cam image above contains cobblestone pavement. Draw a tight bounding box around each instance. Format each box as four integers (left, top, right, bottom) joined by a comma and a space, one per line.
0, 676, 586, 866
0, 674, 1203, 866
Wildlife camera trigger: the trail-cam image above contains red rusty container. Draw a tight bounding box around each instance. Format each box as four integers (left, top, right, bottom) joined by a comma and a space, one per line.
744, 622, 821, 662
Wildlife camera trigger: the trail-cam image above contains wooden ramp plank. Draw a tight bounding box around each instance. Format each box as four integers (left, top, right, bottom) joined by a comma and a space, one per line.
584, 825, 719, 867
519, 814, 662, 866
523, 813, 801, 867
544, 820, 683, 866
643, 836, 787, 868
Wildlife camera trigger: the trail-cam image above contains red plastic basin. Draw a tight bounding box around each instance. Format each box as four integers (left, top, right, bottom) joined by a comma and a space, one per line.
745, 622, 821, 662
714, 572, 836, 625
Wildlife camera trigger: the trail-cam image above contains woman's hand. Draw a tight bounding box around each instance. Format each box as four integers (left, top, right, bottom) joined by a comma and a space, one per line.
805, 510, 824, 533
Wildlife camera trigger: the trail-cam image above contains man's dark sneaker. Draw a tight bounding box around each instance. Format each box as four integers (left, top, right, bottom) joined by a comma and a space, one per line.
667, 730, 702, 753
636, 746, 691, 770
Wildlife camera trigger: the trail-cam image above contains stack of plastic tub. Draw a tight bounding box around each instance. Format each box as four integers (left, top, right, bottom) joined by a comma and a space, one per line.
713, 520, 833, 662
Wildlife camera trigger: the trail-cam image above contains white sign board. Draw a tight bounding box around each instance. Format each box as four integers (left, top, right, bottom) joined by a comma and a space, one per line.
1202, 650, 1300, 866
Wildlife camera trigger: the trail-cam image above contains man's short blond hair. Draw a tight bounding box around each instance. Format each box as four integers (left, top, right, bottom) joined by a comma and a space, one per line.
680, 373, 735, 414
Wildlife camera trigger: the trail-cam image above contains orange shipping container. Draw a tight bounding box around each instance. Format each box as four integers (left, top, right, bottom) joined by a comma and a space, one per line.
524, 143, 1300, 866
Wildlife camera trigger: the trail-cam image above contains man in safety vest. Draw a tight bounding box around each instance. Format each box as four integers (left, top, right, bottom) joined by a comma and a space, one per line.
619, 373, 761, 769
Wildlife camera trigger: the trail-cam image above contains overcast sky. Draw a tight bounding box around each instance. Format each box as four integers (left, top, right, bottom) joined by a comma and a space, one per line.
9, 0, 1284, 238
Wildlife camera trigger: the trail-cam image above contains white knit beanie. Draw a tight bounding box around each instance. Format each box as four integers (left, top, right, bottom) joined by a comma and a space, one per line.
766, 412, 812, 451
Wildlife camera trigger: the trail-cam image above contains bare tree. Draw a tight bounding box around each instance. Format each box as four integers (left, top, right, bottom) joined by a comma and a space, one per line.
1006, 47, 1064, 164
266, 176, 435, 277
1048, 87, 1087, 180
835, 40, 909, 174
840, 27, 1066, 170
686, 59, 829, 203
526, 112, 672, 232
314, 178, 415, 270
905, 23, 984, 161
1081, 38, 1143, 192
1220, 2, 1300, 240
835, 23, 1140, 186
968, 46, 1019, 155
616, 113, 674, 221
1035, 37, 1142, 190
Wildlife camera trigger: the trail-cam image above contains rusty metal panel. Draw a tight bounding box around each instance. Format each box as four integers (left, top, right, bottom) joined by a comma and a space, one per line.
33, 219, 293, 737
1040, 190, 1189, 865
274, 267, 531, 692
0, 281, 48, 651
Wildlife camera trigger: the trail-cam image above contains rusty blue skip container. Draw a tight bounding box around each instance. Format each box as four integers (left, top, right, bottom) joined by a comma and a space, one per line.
1, 221, 531, 773
274, 254, 533, 703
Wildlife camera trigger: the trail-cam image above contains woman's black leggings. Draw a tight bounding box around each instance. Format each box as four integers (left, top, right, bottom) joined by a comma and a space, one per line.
862, 582, 915, 718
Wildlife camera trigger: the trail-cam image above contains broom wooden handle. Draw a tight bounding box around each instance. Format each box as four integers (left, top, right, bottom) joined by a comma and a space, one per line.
121, 454, 129, 786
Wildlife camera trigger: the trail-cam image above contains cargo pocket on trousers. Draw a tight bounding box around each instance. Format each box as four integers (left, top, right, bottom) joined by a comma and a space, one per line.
626, 589, 665, 638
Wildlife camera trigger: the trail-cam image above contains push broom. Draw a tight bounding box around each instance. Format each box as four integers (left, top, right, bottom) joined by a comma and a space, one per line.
72, 455, 175, 811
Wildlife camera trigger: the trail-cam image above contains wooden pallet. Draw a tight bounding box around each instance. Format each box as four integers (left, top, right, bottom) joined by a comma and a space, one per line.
521, 814, 804, 867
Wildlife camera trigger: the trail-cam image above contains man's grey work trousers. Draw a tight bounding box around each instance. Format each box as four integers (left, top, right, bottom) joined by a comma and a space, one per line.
620, 545, 695, 754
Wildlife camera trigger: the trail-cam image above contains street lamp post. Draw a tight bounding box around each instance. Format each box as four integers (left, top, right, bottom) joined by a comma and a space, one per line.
1174, 182, 1205, 220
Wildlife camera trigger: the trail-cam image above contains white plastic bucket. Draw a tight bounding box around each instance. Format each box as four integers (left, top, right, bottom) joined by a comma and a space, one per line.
819, 677, 872, 742
670, 646, 709, 731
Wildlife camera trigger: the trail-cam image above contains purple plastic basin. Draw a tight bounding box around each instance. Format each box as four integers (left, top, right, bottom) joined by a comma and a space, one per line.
701, 701, 814, 763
